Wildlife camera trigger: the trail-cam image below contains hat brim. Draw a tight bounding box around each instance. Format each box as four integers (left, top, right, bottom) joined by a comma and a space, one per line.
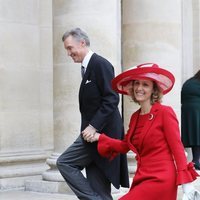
112, 66, 175, 95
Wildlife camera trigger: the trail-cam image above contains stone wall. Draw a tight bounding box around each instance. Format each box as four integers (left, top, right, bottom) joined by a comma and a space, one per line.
0, 0, 53, 190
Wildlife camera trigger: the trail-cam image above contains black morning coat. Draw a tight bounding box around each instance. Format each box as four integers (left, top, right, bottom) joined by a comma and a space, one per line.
79, 53, 129, 189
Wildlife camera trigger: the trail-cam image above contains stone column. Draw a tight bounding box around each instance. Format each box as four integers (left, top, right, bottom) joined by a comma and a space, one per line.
122, 0, 182, 119
53, 0, 122, 152
28, 0, 122, 194
182, 0, 200, 161
181, 0, 200, 81
0, 0, 53, 190
192, 0, 200, 73
182, 0, 194, 82
122, 0, 183, 174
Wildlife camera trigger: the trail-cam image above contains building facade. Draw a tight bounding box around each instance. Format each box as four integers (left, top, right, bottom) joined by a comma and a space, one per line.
0, 0, 199, 192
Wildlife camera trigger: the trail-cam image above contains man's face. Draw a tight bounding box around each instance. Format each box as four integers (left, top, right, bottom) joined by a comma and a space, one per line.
63, 35, 87, 63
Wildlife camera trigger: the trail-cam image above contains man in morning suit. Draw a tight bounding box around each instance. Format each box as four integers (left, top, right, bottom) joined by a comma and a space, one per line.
56, 27, 129, 200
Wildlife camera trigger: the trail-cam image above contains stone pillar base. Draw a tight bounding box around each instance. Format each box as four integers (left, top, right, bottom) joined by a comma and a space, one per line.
24, 152, 127, 196
25, 153, 73, 194
0, 175, 41, 191
25, 177, 125, 195
0, 151, 49, 191
25, 179, 73, 194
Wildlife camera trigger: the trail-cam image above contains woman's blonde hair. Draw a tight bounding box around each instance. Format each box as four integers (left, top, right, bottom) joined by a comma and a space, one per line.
129, 80, 163, 104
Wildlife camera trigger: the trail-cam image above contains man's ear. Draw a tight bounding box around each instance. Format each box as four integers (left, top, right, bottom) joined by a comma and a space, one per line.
80, 39, 86, 47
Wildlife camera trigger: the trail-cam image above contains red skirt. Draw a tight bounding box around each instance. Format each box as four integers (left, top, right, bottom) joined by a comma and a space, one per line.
119, 160, 177, 200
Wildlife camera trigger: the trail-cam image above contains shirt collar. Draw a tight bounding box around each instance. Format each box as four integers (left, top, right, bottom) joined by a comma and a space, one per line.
82, 50, 94, 69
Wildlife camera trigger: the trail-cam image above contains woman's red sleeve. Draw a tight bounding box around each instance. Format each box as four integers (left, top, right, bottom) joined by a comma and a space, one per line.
97, 133, 129, 160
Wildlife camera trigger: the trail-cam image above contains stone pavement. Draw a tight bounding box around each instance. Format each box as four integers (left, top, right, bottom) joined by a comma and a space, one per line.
0, 188, 184, 200
0, 190, 126, 200
1, 167, 199, 200
2, 177, 200, 200
0, 190, 78, 200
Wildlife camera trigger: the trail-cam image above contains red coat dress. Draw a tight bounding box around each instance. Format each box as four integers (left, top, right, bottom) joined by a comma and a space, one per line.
98, 103, 198, 200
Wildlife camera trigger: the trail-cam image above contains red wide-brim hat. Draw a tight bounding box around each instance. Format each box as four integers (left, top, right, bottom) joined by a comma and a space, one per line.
112, 63, 175, 95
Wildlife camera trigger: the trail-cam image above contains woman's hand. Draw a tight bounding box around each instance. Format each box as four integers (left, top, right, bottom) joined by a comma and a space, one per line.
92, 132, 100, 142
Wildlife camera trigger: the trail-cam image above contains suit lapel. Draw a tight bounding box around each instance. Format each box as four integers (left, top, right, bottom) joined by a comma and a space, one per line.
79, 54, 96, 109
127, 110, 140, 154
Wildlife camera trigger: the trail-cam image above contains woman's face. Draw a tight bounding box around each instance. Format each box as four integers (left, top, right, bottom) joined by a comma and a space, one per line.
133, 79, 154, 104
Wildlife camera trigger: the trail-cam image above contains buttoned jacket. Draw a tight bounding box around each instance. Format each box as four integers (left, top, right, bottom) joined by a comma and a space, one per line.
79, 53, 129, 189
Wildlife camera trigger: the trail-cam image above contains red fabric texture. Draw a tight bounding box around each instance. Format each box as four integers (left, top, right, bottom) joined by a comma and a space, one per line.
97, 103, 199, 200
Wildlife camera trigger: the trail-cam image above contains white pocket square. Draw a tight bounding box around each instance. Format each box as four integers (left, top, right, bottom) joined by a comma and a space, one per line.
85, 80, 91, 84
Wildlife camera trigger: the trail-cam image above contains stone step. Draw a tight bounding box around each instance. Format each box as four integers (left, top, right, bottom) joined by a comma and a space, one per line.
0, 190, 77, 200
0, 190, 124, 200
0, 186, 198, 200
2, 172, 200, 200
0, 189, 193, 200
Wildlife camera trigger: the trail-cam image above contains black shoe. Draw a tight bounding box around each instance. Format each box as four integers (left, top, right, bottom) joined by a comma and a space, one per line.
194, 163, 200, 170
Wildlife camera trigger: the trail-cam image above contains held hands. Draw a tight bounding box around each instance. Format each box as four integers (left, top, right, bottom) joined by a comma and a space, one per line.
82, 125, 100, 143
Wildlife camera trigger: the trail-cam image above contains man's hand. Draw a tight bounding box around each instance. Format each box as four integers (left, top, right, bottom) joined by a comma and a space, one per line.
82, 125, 96, 142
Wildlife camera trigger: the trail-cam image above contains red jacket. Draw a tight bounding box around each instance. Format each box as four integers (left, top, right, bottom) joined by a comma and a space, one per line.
98, 103, 198, 200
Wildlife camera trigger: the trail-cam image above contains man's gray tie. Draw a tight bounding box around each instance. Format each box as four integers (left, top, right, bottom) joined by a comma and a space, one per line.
81, 66, 85, 78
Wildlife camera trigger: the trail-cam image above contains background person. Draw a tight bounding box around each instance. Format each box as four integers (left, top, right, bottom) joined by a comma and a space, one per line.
83, 63, 199, 200
56, 27, 129, 200
181, 70, 200, 170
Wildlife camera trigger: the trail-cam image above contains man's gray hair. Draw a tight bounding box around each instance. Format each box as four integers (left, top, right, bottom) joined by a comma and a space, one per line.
62, 28, 90, 46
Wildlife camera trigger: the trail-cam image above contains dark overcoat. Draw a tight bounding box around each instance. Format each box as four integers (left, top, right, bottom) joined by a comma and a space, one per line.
181, 77, 200, 147
79, 53, 129, 189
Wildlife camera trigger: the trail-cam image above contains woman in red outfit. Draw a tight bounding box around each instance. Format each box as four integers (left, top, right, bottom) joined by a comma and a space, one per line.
82, 63, 199, 200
